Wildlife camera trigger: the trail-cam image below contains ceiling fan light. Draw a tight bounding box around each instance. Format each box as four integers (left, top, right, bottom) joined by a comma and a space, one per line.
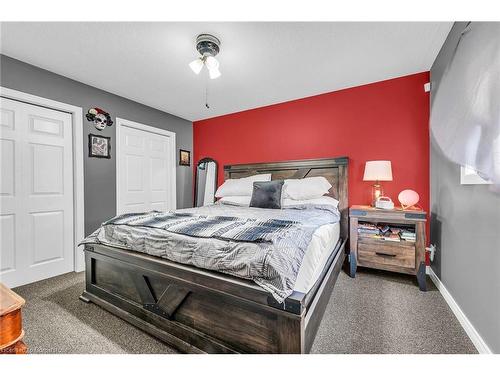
208, 66, 221, 79
189, 58, 203, 74
205, 56, 219, 70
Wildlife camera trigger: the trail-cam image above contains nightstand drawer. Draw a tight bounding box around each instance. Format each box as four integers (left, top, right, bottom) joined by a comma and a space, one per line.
357, 240, 415, 269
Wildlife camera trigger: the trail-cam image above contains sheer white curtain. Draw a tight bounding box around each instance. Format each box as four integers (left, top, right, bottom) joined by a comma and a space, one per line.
431, 22, 500, 187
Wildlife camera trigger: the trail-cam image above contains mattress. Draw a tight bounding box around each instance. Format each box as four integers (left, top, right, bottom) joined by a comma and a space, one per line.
293, 222, 340, 293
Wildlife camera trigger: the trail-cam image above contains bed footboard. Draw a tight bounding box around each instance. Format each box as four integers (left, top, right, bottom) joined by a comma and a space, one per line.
81, 239, 345, 353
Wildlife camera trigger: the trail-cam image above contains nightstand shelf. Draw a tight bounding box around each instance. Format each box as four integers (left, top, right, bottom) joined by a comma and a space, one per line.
349, 205, 427, 291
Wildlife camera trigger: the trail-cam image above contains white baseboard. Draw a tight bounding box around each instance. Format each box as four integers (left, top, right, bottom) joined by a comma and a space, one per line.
426, 267, 492, 354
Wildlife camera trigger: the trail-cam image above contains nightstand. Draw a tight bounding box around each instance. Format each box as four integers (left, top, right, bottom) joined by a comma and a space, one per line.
349, 205, 427, 291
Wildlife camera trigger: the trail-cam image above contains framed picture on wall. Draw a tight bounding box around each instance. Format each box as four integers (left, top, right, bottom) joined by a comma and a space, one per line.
179, 149, 191, 166
89, 134, 111, 159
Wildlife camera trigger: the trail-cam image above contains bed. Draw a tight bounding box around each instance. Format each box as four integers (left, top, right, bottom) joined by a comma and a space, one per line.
80, 157, 349, 353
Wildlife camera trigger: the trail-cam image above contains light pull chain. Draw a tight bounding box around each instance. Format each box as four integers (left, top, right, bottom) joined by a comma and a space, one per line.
205, 70, 210, 109
205, 84, 210, 109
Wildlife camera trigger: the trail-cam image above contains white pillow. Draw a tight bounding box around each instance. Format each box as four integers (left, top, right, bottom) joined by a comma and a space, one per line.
218, 196, 251, 206
215, 174, 272, 198
283, 177, 332, 200
282, 196, 339, 209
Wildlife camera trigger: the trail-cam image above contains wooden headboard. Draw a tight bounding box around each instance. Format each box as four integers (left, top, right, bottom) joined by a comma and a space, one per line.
224, 157, 349, 240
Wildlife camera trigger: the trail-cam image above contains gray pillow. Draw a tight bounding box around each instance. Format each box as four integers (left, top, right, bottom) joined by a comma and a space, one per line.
249, 180, 284, 209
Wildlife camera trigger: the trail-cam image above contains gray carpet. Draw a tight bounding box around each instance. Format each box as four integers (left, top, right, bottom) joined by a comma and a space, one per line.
13, 269, 477, 354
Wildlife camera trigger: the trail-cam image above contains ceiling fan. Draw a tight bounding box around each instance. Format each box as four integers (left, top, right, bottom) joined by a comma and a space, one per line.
189, 34, 221, 79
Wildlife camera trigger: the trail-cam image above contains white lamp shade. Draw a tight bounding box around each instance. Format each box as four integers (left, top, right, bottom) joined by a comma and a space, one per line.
189, 58, 203, 74
208, 66, 221, 79
206, 56, 221, 79
363, 160, 393, 181
205, 56, 219, 70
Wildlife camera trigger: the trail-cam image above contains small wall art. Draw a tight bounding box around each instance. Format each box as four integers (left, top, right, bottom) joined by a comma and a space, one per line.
86, 107, 113, 131
89, 134, 111, 159
179, 149, 191, 166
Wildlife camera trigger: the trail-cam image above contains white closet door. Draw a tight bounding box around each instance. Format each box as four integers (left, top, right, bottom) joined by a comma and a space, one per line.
149, 131, 174, 212
0, 97, 74, 288
118, 126, 149, 213
117, 120, 176, 215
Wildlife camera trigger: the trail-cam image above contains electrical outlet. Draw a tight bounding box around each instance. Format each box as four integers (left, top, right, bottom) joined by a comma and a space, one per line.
426, 244, 437, 262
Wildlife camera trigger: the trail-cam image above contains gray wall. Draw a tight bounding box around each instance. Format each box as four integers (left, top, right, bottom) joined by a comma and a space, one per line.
0, 54, 193, 235
430, 22, 500, 353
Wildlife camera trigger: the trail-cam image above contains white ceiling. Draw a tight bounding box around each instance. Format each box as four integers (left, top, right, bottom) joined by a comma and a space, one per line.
0, 22, 452, 121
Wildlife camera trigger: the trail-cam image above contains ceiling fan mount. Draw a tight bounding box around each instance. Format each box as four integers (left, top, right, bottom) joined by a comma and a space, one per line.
195, 34, 221, 57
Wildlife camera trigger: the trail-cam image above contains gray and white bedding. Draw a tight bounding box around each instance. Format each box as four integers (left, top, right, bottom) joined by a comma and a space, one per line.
81, 203, 340, 303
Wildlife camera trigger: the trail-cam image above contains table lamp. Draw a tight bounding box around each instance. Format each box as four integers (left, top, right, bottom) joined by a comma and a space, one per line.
363, 160, 393, 206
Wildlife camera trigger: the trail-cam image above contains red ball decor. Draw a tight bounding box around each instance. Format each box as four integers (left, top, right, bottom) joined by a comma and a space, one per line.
398, 189, 419, 209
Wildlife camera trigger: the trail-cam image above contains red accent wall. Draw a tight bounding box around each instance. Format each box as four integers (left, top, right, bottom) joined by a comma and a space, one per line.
194, 72, 430, 241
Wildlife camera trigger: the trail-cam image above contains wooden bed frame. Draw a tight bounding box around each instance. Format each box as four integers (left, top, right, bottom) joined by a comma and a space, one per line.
80, 157, 349, 353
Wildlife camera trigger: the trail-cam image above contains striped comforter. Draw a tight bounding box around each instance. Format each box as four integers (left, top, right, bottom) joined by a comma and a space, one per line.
81, 203, 340, 302
102, 211, 300, 243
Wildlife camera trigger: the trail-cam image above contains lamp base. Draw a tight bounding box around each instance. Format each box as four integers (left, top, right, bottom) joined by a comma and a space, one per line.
371, 181, 384, 206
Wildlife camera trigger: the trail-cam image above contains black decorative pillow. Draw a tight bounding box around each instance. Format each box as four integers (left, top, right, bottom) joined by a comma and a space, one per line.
249, 180, 284, 209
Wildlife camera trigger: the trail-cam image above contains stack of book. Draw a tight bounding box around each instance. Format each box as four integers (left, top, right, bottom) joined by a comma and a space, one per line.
384, 232, 401, 242
358, 222, 417, 243
400, 229, 416, 242
358, 223, 381, 237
